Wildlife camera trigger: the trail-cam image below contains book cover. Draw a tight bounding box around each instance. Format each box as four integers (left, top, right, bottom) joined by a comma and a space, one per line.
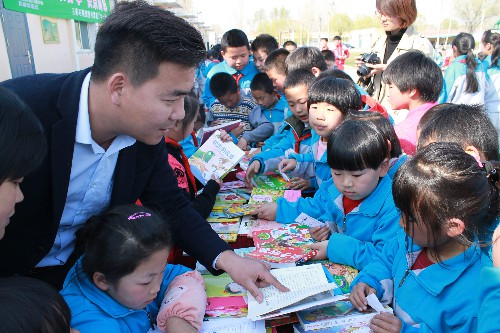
189, 130, 245, 185
210, 222, 241, 234
200, 317, 265, 333
265, 313, 299, 328
248, 188, 285, 205
223, 203, 258, 218
200, 120, 241, 145
205, 296, 248, 318
249, 220, 287, 235
252, 171, 290, 190
218, 233, 238, 242
216, 192, 248, 204
220, 180, 247, 191
293, 322, 371, 333
238, 216, 257, 236
247, 225, 316, 265
300, 261, 358, 295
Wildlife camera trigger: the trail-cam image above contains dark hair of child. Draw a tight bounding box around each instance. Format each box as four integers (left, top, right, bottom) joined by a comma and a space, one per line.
0, 86, 47, 183
393, 142, 500, 262
250, 72, 275, 94
483, 30, 500, 68
264, 48, 290, 74
333, 36, 341, 41
320, 37, 328, 42
197, 104, 206, 125
75, 204, 171, 284
327, 119, 390, 172
316, 68, 354, 82
180, 93, 199, 132
209, 72, 238, 99
376, 0, 417, 28
0, 277, 72, 333
283, 69, 316, 90
417, 103, 499, 161
347, 110, 402, 158
251, 34, 279, 54
283, 40, 297, 48
221, 29, 249, 52
211, 44, 224, 62
382, 50, 443, 103
308, 77, 362, 114
321, 49, 336, 62
452, 33, 479, 94
286, 47, 328, 73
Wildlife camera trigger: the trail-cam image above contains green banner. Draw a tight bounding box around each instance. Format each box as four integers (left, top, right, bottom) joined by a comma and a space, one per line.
3, 0, 110, 23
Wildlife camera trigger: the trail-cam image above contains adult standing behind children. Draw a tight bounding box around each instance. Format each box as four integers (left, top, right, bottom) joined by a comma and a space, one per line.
0, 1, 286, 300
203, 29, 259, 109
357, 0, 433, 121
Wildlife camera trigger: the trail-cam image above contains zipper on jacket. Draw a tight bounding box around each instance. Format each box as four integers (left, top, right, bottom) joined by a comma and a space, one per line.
399, 269, 410, 287
145, 308, 155, 330
342, 216, 347, 233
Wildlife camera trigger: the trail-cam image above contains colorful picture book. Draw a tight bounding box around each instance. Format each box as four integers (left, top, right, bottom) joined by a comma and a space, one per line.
203, 273, 248, 318
248, 188, 285, 205
189, 130, 245, 185
246, 225, 317, 266
209, 222, 241, 234
216, 192, 248, 204
200, 120, 241, 145
252, 171, 290, 190
223, 204, 258, 218
220, 180, 247, 191
218, 233, 237, 242
292, 322, 370, 333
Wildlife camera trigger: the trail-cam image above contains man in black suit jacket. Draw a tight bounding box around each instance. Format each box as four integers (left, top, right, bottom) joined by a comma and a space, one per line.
0, 1, 285, 301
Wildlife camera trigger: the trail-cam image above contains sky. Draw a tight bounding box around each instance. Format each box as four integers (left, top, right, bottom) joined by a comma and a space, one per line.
191, 0, 455, 33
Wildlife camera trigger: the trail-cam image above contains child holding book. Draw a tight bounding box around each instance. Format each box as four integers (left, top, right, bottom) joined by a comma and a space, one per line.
209, 72, 273, 150
279, 77, 363, 189
245, 69, 316, 190
256, 120, 401, 270
165, 94, 221, 219
350, 143, 497, 333
61, 205, 207, 333
382, 50, 442, 155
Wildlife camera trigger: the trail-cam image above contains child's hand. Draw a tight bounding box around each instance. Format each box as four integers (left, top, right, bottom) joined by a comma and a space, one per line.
236, 137, 248, 150
493, 224, 500, 267
350, 282, 376, 311
245, 161, 261, 187
310, 225, 330, 241
369, 313, 402, 333
210, 174, 223, 187
309, 240, 328, 260
219, 130, 232, 142
254, 203, 277, 221
279, 158, 297, 173
230, 123, 245, 137
288, 177, 310, 190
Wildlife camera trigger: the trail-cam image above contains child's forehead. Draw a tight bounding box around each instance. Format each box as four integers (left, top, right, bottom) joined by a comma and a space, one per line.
284, 84, 309, 95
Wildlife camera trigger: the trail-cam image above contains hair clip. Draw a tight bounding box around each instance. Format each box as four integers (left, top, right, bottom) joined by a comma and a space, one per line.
128, 212, 152, 220
483, 161, 499, 183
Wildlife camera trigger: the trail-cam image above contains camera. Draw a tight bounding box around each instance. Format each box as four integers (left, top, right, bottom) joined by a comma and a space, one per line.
356, 52, 381, 77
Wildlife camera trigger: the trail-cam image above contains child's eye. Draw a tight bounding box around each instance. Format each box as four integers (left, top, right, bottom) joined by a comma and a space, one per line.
139, 281, 152, 286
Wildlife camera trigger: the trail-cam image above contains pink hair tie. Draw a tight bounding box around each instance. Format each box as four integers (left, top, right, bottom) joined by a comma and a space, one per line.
128, 212, 152, 220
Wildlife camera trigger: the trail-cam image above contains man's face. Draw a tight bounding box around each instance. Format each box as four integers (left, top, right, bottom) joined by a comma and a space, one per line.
118, 62, 194, 145
222, 46, 250, 71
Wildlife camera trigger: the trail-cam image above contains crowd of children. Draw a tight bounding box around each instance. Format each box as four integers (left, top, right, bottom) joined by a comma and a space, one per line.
1, 0, 500, 332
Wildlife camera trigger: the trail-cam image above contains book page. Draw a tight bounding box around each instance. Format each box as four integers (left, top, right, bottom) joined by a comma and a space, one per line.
200, 317, 265, 333
247, 264, 336, 319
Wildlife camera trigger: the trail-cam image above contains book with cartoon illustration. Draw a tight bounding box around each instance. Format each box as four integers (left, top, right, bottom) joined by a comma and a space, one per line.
299, 261, 358, 295
200, 120, 242, 145
248, 188, 285, 205
252, 171, 290, 190
189, 130, 245, 185
203, 273, 248, 318
223, 203, 258, 218
216, 191, 249, 204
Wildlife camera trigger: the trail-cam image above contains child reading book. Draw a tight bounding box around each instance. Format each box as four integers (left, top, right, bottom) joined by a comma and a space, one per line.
256, 120, 401, 270
165, 94, 221, 219
61, 205, 206, 333
279, 76, 363, 189
350, 143, 497, 333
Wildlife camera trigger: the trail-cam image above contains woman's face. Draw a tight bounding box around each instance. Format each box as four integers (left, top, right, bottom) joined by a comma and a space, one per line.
377, 10, 403, 32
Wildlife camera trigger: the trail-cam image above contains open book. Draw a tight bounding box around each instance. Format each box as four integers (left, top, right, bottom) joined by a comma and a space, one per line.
189, 130, 245, 185
201, 120, 241, 145
247, 264, 342, 320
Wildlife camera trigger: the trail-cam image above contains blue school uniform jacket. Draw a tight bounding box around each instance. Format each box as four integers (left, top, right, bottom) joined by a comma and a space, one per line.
276, 175, 401, 270
202, 61, 259, 108
250, 115, 313, 178
352, 231, 492, 332
261, 96, 288, 135
478, 266, 500, 333
61, 258, 190, 333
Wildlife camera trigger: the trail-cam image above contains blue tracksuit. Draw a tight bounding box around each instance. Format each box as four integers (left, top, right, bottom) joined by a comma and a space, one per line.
261, 95, 288, 135
276, 175, 401, 270
179, 132, 200, 158
387, 155, 408, 179
352, 231, 492, 332
61, 258, 191, 333
202, 60, 259, 108
478, 266, 500, 333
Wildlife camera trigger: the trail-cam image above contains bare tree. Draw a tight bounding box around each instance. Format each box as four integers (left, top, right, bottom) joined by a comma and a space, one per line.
453, 0, 499, 33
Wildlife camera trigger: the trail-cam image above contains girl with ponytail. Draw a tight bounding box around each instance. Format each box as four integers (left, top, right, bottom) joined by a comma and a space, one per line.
480, 30, 500, 137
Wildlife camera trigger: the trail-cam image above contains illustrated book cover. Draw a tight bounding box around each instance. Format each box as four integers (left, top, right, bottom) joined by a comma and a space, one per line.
200, 120, 241, 145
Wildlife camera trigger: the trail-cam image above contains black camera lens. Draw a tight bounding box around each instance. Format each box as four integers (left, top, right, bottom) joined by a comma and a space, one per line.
357, 64, 371, 77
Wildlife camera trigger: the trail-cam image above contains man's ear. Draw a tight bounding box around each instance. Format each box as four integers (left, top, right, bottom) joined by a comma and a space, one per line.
311, 67, 321, 77
446, 218, 466, 238
108, 72, 128, 106
464, 145, 483, 166
379, 158, 391, 177
93, 272, 111, 291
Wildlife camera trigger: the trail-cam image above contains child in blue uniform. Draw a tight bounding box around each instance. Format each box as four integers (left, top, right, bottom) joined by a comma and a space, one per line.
61, 205, 206, 333
350, 143, 497, 333
256, 120, 401, 270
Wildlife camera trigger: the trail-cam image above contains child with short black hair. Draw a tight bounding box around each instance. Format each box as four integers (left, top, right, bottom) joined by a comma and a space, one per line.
350, 142, 497, 332
283, 40, 297, 52
264, 48, 290, 93
62, 205, 207, 333
245, 69, 316, 189
203, 29, 258, 108
209, 72, 273, 150
251, 34, 279, 73
321, 49, 336, 70
256, 119, 401, 270
286, 46, 328, 76
383, 50, 442, 155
